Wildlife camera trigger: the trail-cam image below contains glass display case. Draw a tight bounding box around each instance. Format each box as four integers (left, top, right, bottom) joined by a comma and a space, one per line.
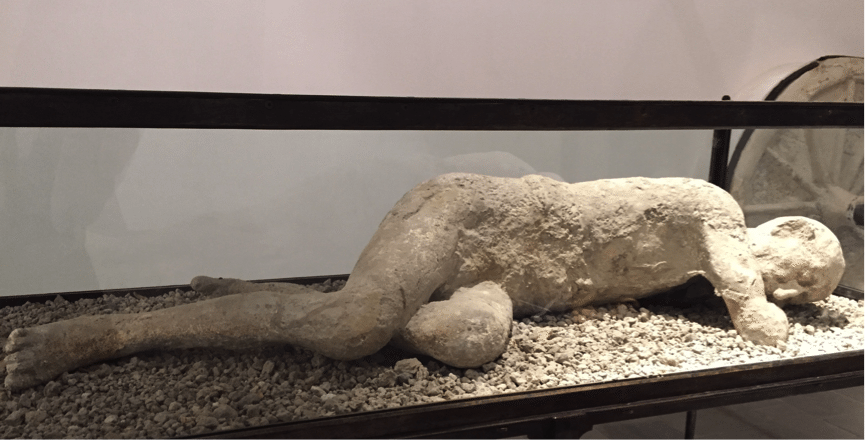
0, 88, 861, 439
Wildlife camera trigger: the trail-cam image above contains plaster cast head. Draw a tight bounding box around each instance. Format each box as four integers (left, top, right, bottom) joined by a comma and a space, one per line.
749, 216, 845, 306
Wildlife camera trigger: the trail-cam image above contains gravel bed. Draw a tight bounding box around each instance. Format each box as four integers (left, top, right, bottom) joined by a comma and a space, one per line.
0, 281, 862, 439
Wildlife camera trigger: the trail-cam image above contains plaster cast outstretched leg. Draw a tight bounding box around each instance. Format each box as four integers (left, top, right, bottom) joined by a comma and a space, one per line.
4, 288, 388, 391
390, 281, 513, 368
190, 275, 312, 297
4, 176, 471, 391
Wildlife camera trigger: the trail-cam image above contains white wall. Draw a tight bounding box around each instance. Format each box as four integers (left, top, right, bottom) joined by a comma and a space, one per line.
2, 1, 862, 98
0, 1, 862, 295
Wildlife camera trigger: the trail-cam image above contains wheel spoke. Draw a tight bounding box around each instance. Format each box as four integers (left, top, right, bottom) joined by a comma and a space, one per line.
806, 130, 827, 186
839, 131, 864, 192
765, 148, 822, 197
844, 77, 861, 102
830, 130, 845, 186
851, 162, 864, 196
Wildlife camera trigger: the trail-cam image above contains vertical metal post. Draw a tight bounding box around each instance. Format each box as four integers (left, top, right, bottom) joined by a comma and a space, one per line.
708, 95, 732, 190
685, 410, 698, 439
709, 125, 732, 189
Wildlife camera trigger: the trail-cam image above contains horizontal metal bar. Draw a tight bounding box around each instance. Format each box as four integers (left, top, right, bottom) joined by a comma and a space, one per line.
1, 87, 861, 130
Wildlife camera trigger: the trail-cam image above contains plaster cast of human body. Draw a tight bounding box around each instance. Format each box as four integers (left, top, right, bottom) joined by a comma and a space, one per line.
3, 174, 845, 390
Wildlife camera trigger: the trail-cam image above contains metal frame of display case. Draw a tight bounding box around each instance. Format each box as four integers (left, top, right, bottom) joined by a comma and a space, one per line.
0, 87, 862, 438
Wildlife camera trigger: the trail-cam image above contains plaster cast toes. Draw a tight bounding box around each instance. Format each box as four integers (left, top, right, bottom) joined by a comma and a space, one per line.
4, 328, 56, 391
190, 275, 225, 295
735, 302, 790, 346
4, 328, 31, 352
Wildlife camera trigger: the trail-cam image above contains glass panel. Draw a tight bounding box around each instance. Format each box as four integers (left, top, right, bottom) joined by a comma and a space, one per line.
0, 128, 711, 295
0, 127, 860, 439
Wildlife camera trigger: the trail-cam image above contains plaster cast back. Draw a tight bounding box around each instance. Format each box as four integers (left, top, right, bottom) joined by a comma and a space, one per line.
414, 174, 745, 316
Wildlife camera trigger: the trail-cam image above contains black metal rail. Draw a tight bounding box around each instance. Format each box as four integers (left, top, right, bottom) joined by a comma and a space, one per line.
1, 87, 861, 130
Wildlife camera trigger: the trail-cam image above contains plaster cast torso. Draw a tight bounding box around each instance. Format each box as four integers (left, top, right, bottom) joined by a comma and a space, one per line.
427, 174, 743, 316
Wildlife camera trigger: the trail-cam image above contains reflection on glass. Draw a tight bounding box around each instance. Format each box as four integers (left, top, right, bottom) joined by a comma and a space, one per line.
0, 129, 710, 295
0, 127, 861, 438
0, 128, 140, 295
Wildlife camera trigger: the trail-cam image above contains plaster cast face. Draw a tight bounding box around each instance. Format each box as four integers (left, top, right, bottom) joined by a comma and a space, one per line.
749, 217, 846, 306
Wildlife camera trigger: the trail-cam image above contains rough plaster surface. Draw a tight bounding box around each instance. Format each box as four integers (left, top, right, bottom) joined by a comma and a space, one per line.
391, 281, 513, 368
750, 216, 846, 305
3, 174, 845, 390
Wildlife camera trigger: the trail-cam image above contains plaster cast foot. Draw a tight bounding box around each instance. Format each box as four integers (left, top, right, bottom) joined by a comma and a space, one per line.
4, 315, 120, 391
191, 275, 314, 297
391, 281, 513, 368
733, 300, 789, 346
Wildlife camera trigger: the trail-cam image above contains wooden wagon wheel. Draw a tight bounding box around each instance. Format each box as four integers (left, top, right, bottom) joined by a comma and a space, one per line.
728, 56, 863, 292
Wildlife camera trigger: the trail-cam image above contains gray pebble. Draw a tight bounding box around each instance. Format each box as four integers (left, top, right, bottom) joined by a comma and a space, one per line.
5, 409, 25, 426
464, 369, 481, 380
43, 381, 61, 397
276, 410, 293, 422
94, 364, 112, 378
246, 404, 262, 418
197, 416, 219, 430
238, 392, 262, 407
396, 373, 412, 385
213, 403, 238, 420
321, 394, 343, 411
196, 387, 215, 400
374, 369, 397, 388
261, 360, 275, 376
153, 412, 169, 424
311, 353, 328, 368
43, 428, 66, 439
555, 349, 574, 364
394, 358, 428, 380
227, 390, 245, 402
310, 385, 326, 397
424, 383, 442, 396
